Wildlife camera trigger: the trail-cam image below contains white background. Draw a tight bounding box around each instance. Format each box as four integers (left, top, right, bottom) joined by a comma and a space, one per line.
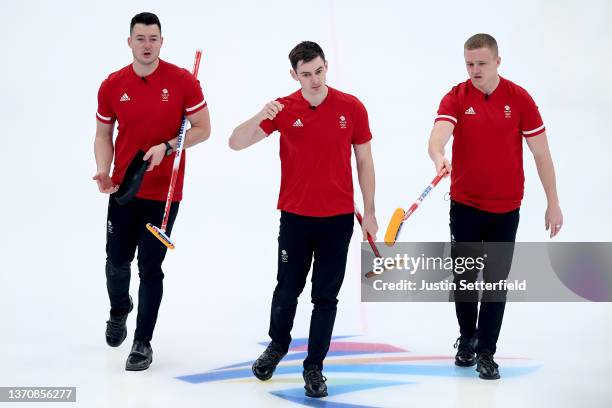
0, 1, 610, 407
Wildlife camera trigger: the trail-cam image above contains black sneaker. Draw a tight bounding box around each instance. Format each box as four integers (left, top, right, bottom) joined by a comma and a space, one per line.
476, 352, 500, 380
453, 336, 476, 367
105, 296, 133, 347
252, 342, 287, 381
303, 367, 328, 398
125, 340, 153, 371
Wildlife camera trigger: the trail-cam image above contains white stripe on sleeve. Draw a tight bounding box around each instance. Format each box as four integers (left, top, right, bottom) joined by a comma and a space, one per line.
522, 124, 545, 135
436, 115, 457, 124
97, 112, 112, 122
185, 99, 206, 113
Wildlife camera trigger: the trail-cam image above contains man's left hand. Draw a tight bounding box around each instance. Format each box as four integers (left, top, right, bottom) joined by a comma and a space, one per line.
143, 143, 167, 171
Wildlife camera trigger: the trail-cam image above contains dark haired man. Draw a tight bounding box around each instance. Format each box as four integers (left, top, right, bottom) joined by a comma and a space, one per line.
93, 12, 210, 371
229, 41, 377, 397
428, 33, 563, 380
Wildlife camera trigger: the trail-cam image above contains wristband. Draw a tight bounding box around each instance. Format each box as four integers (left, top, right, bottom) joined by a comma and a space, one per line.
164, 141, 174, 156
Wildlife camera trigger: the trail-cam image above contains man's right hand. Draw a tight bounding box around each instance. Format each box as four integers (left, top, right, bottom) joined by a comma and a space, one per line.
259, 101, 284, 121
92, 171, 118, 194
433, 154, 452, 178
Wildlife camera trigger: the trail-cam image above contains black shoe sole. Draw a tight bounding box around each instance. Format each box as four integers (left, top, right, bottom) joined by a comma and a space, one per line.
126, 357, 153, 371
252, 364, 274, 381
305, 390, 328, 398
477, 371, 500, 380
455, 359, 476, 367
106, 331, 127, 347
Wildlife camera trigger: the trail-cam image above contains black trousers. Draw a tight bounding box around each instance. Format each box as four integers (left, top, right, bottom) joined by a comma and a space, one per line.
105, 196, 179, 342
450, 200, 519, 354
268, 211, 354, 370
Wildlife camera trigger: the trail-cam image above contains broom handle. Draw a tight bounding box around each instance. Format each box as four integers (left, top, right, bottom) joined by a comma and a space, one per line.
160, 50, 203, 231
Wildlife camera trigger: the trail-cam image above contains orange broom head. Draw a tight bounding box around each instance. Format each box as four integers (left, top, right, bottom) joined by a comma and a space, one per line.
146, 223, 175, 250
384, 208, 405, 247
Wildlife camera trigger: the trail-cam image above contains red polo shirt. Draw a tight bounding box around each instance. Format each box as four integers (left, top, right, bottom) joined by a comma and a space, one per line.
96, 59, 206, 202
435, 76, 545, 213
259, 86, 372, 217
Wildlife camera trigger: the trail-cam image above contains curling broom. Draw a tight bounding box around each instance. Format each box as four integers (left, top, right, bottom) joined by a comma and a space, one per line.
354, 203, 397, 278
384, 169, 447, 247
146, 50, 202, 249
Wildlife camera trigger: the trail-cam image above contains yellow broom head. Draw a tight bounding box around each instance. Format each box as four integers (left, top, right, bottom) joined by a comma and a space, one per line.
146, 223, 175, 250
384, 208, 405, 246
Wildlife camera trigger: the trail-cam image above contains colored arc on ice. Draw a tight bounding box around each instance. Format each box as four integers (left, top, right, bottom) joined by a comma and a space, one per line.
271, 379, 412, 408
176, 335, 541, 407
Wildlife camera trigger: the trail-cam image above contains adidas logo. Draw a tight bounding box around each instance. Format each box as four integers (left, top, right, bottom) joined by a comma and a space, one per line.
120, 93, 130, 102
292, 119, 303, 127
464, 106, 476, 115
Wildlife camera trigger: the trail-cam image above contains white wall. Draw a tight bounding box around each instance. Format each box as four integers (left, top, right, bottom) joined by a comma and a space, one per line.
0, 0, 610, 347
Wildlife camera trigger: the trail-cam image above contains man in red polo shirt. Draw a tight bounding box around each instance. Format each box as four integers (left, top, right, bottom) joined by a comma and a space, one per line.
93, 12, 210, 371
229, 41, 377, 398
428, 33, 563, 380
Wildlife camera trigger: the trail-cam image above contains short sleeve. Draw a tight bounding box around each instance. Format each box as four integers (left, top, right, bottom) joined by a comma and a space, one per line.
518, 88, 545, 138
96, 79, 115, 124
183, 70, 207, 116
435, 89, 459, 126
258, 97, 283, 135
259, 118, 278, 135
351, 97, 372, 145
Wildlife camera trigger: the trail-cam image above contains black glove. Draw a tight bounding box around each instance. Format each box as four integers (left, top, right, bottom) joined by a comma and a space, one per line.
114, 150, 149, 205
